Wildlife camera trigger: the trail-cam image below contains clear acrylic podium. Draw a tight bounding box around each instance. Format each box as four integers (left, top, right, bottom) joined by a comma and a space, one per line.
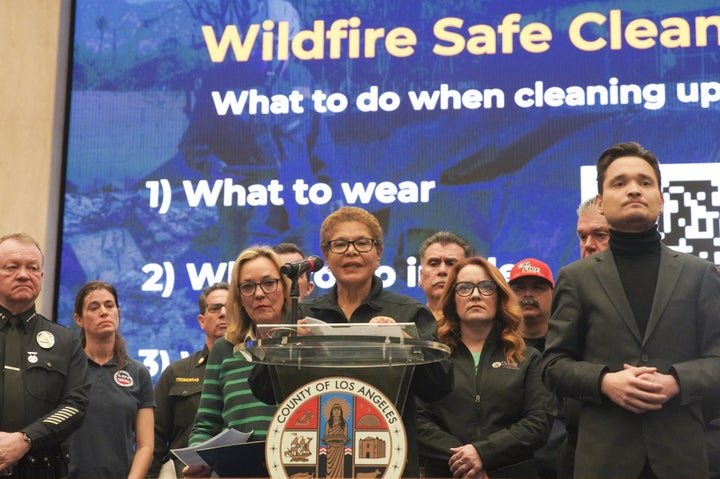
241, 322, 451, 479
242, 322, 451, 413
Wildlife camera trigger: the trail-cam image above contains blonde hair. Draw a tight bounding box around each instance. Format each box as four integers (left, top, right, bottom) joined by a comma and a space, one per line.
225, 246, 290, 344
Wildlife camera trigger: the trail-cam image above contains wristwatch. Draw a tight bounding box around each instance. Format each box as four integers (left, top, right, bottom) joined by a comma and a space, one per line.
21, 432, 32, 446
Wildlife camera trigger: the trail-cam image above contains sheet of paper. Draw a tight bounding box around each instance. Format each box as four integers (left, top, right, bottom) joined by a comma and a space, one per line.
302, 317, 408, 338
171, 428, 253, 467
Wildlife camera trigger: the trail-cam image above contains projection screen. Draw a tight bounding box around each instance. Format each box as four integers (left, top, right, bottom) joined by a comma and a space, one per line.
58, 0, 720, 379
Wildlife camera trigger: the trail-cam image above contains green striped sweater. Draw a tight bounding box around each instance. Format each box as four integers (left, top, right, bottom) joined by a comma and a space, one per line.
188, 337, 276, 445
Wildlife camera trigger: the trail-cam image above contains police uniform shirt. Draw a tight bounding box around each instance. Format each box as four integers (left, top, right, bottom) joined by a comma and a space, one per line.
0, 306, 89, 452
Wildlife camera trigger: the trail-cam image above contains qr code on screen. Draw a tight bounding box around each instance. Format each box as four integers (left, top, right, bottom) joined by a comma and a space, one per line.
580, 163, 720, 265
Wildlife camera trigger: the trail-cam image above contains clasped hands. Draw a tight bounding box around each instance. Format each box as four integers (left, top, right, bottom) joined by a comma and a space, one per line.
601, 363, 680, 414
449, 444, 488, 479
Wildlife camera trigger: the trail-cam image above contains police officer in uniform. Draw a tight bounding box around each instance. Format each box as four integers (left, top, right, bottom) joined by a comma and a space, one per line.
149, 282, 229, 477
0, 233, 90, 478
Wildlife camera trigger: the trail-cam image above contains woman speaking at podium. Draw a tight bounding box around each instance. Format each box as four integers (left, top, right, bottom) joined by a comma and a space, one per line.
251, 206, 454, 478
184, 246, 291, 477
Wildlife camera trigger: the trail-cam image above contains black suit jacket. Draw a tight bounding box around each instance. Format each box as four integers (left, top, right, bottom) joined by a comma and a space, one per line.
542, 245, 720, 479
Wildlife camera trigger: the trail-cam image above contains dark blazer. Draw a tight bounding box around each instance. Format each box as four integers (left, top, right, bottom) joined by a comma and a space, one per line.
542, 245, 720, 479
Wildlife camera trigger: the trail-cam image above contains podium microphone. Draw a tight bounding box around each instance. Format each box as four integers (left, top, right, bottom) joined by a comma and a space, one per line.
280, 255, 323, 279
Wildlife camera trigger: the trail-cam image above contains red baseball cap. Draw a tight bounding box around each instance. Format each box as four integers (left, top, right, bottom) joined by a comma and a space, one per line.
509, 258, 554, 288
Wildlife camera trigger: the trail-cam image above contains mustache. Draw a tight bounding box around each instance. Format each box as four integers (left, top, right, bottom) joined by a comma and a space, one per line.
519, 297, 540, 308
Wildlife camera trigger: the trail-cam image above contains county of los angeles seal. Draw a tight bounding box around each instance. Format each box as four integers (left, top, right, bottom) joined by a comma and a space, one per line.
266, 376, 406, 479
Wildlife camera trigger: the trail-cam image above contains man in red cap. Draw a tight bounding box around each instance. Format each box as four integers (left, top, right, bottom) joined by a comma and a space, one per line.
509, 258, 560, 479
508, 258, 554, 352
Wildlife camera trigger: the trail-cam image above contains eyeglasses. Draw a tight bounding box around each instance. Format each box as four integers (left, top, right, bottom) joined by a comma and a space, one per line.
454, 280, 498, 297
326, 238, 376, 254
238, 278, 281, 296
205, 303, 226, 314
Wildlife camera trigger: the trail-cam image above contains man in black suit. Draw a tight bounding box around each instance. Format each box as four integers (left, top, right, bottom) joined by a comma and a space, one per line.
542, 141, 720, 479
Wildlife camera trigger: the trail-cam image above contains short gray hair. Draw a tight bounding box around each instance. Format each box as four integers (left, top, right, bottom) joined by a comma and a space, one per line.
576, 198, 599, 216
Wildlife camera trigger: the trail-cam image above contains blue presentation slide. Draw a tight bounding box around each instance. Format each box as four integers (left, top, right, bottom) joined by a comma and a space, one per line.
58, 0, 720, 378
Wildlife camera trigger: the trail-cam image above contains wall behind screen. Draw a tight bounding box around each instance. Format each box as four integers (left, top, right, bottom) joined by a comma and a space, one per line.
0, 0, 68, 315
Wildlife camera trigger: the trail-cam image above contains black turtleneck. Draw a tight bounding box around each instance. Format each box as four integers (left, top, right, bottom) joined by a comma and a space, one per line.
609, 227, 662, 336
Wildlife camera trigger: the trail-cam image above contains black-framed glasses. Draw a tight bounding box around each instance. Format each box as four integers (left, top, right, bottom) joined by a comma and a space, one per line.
454, 280, 498, 297
205, 303, 226, 314
238, 278, 281, 296
326, 238, 376, 254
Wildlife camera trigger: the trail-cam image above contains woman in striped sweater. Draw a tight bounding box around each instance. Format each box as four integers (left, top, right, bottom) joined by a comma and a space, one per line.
183, 246, 291, 477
